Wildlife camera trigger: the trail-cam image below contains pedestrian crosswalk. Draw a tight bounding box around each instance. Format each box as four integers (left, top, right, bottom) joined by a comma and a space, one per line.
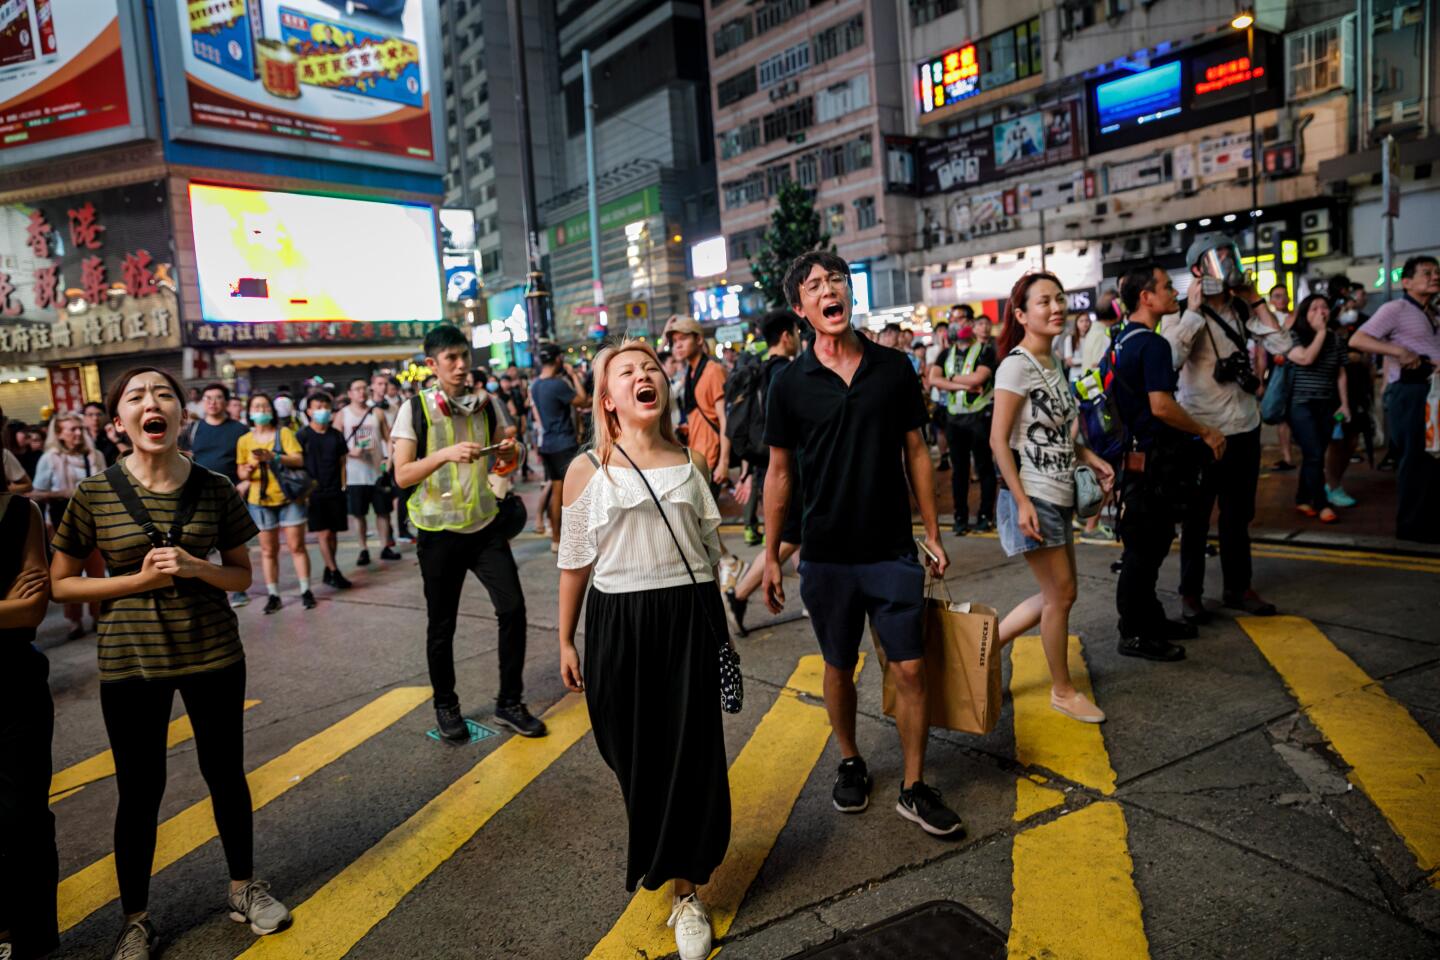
47, 617, 1440, 958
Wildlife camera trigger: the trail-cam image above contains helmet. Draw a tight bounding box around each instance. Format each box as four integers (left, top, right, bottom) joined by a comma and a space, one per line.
1185, 232, 1245, 296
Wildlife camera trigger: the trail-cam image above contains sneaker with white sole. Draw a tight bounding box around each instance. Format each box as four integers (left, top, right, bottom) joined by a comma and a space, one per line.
896, 781, 964, 838
228, 879, 292, 935
667, 894, 713, 960
0, 940, 11, 960
1051, 689, 1105, 723
718, 555, 742, 594
109, 918, 159, 960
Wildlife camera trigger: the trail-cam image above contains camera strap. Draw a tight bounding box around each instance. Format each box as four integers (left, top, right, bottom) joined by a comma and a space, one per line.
1199, 304, 1249, 356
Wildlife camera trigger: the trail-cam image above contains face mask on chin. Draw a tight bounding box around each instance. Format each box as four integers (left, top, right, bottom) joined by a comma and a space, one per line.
452, 393, 482, 416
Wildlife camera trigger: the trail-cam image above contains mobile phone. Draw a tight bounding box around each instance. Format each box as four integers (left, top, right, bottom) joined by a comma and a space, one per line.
915, 537, 941, 566
477, 442, 505, 455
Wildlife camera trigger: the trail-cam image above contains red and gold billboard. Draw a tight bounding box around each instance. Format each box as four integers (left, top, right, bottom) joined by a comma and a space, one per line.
156, 0, 444, 174
0, 0, 152, 164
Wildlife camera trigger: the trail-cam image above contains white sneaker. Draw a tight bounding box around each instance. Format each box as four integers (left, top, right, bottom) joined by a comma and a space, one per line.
718, 555, 741, 594
1, 941, 13, 960
228, 879, 292, 935
667, 893, 713, 960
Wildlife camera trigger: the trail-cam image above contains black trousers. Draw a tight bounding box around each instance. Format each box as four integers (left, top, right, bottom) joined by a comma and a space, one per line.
417, 523, 528, 709
1384, 381, 1437, 541
945, 410, 996, 523
100, 662, 253, 915
1178, 426, 1260, 600
1288, 399, 1337, 510
1117, 471, 1178, 636
0, 648, 58, 959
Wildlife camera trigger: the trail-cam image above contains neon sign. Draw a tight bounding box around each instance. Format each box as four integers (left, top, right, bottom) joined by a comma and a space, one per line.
919, 43, 980, 113
1193, 56, 1264, 96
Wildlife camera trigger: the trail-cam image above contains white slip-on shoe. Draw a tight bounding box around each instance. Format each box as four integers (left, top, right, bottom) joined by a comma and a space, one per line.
1051, 690, 1106, 723
667, 893, 713, 960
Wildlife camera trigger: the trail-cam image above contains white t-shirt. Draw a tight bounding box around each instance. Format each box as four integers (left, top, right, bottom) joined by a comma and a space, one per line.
391, 396, 495, 534
994, 347, 1077, 507
924, 341, 947, 401
3, 448, 29, 486
338, 404, 384, 486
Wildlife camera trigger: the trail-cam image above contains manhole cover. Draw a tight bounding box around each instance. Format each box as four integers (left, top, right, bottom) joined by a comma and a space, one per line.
425, 719, 498, 745
784, 900, 1005, 959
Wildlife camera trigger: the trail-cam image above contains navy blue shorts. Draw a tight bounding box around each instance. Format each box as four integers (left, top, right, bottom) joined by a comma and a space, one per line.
797, 556, 926, 668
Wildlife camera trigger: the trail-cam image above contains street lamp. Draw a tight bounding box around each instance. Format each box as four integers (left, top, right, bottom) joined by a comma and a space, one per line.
1232, 9, 1260, 261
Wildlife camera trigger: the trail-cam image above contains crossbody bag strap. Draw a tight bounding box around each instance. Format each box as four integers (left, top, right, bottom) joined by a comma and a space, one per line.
344, 407, 373, 445
1199, 304, 1248, 354
105, 462, 165, 548
613, 444, 699, 587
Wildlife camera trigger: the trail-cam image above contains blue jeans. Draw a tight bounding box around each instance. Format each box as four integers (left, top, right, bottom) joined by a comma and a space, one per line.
1288, 398, 1336, 510
1384, 381, 1436, 540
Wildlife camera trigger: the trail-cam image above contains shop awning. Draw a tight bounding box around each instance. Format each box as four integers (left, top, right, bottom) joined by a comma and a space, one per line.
226, 345, 420, 371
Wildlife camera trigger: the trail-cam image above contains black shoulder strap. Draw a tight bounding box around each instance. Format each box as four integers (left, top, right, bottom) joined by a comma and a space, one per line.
344, 406, 373, 444
614, 444, 698, 587
410, 395, 427, 455
105, 462, 211, 549
1199, 304, 1248, 352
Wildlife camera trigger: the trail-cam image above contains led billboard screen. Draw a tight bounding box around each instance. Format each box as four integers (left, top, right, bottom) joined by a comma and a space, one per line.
189, 183, 442, 323
1094, 61, 1182, 134
156, 0, 444, 174
0, 0, 151, 164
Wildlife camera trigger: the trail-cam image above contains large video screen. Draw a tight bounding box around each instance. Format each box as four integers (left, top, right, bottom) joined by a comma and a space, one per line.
156, 0, 444, 174
0, 0, 151, 165
1094, 61, 1182, 134
189, 184, 442, 323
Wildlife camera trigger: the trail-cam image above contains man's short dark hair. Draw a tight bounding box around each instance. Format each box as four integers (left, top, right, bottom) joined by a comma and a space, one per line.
761, 309, 798, 347
782, 250, 849, 308
951, 304, 975, 320
1401, 255, 1439, 280
883, 322, 902, 336
306, 391, 334, 410
1120, 264, 1164, 314
83, 401, 105, 414
202, 382, 230, 401
933, 320, 949, 330
423, 324, 470, 358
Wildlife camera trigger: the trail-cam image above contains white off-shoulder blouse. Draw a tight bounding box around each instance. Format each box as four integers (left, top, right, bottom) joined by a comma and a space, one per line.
557, 458, 723, 594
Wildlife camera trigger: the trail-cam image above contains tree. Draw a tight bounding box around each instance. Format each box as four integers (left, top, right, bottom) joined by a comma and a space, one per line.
748, 180, 834, 309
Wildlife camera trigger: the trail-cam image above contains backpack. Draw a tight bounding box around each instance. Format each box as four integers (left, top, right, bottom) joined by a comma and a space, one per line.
724, 353, 774, 464
1076, 324, 1147, 464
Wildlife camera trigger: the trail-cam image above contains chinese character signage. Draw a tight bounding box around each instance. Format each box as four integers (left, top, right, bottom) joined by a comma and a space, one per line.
0, 0, 152, 165
0, 179, 181, 364
182, 318, 442, 346
916, 101, 1082, 196
156, 0, 444, 174
918, 43, 979, 112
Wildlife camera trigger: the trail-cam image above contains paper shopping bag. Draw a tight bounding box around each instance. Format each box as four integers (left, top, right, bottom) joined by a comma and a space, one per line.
876, 599, 1002, 736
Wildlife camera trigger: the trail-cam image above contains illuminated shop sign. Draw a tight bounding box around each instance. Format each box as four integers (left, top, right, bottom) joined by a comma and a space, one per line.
919, 44, 979, 111
916, 16, 1041, 116
1193, 56, 1263, 96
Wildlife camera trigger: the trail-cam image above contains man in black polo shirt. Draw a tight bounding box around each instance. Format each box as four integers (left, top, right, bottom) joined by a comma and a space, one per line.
1107, 265, 1227, 662
761, 250, 959, 839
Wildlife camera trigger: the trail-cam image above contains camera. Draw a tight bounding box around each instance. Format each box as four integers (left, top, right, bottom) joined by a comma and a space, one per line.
1213, 351, 1261, 394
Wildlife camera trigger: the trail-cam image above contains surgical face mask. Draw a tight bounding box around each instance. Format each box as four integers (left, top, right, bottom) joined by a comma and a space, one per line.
486, 380, 499, 393
274, 396, 294, 418
1200, 277, 1227, 296
1338, 308, 1359, 327
251, 412, 273, 426
311, 409, 333, 425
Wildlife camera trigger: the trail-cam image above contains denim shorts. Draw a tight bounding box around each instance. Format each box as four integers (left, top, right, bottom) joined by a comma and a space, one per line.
247, 501, 307, 531
797, 556, 926, 668
996, 489, 1073, 557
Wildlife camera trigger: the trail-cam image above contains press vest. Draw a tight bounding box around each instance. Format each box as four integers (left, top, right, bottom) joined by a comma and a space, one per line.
945, 342, 994, 415
407, 389, 497, 533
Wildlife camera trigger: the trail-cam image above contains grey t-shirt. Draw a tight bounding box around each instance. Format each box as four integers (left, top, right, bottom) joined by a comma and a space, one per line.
994, 347, 1077, 507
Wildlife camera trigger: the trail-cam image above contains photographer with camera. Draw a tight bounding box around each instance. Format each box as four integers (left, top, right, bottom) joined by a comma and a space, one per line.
1163, 234, 1298, 623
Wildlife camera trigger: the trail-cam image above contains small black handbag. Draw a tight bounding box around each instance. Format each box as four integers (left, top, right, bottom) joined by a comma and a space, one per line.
614, 444, 743, 714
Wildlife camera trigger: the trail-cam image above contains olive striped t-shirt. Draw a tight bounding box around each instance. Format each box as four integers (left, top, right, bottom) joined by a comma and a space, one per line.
53, 462, 258, 682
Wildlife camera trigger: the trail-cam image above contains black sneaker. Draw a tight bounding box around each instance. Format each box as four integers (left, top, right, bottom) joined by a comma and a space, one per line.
1117, 629, 1185, 662
832, 756, 872, 813
330, 569, 353, 590
896, 781, 964, 838
973, 515, 995, 533
110, 917, 159, 960
301, 590, 317, 610
435, 703, 468, 742
321, 568, 334, 587
494, 702, 547, 738
356, 550, 371, 567
951, 517, 969, 536
380, 546, 402, 561
743, 525, 763, 547
725, 589, 749, 638
263, 595, 282, 615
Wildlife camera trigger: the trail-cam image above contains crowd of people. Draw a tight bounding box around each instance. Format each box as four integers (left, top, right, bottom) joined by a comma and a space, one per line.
2, 240, 1437, 960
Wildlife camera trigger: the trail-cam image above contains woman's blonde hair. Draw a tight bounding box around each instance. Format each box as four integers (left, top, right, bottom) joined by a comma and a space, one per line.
590, 338, 680, 472
45, 412, 95, 457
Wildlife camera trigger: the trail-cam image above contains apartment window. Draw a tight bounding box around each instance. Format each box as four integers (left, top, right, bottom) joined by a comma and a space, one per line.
981, 16, 1043, 92
812, 15, 865, 65
480, 248, 502, 275
815, 74, 870, 123
728, 227, 768, 262
713, 15, 753, 57
855, 196, 877, 230
764, 163, 792, 196
910, 0, 961, 27
756, 0, 806, 36
762, 97, 814, 143
826, 204, 845, 236
1288, 20, 1346, 99
478, 215, 497, 235
720, 119, 762, 159
818, 133, 872, 180
795, 153, 818, 187
723, 173, 767, 209
718, 67, 758, 107
758, 41, 811, 88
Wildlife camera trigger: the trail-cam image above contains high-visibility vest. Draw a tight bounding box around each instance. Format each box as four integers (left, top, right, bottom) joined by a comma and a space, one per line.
945, 342, 994, 415
407, 389, 498, 533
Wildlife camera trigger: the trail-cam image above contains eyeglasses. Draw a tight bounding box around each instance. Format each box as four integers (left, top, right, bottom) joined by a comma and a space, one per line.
801, 273, 850, 296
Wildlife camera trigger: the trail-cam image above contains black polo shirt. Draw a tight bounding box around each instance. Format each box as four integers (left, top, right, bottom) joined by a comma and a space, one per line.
764, 336, 928, 563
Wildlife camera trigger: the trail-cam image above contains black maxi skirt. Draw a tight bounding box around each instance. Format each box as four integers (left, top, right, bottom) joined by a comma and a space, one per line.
583, 583, 731, 892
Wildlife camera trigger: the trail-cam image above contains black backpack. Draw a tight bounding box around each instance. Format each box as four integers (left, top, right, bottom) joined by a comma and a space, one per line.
724, 354, 774, 464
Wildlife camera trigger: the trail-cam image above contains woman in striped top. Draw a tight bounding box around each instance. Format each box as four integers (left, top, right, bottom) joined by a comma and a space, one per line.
1285, 295, 1350, 523
50, 367, 291, 960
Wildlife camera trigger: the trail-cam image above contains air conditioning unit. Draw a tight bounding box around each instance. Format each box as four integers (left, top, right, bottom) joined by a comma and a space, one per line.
1302, 233, 1332, 258
1255, 221, 1287, 248
1101, 240, 1124, 263
1123, 235, 1150, 257
1151, 230, 1181, 256
1300, 209, 1331, 232
1177, 177, 1197, 195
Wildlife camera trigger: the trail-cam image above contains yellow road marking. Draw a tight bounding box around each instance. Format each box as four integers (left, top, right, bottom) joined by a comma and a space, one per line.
1241, 616, 1440, 887
588, 655, 863, 959
1009, 803, 1151, 960
50, 700, 262, 803
238, 694, 592, 959
1249, 548, 1440, 575
58, 687, 429, 933
1009, 635, 1115, 794
1014, 775, 1065, 822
